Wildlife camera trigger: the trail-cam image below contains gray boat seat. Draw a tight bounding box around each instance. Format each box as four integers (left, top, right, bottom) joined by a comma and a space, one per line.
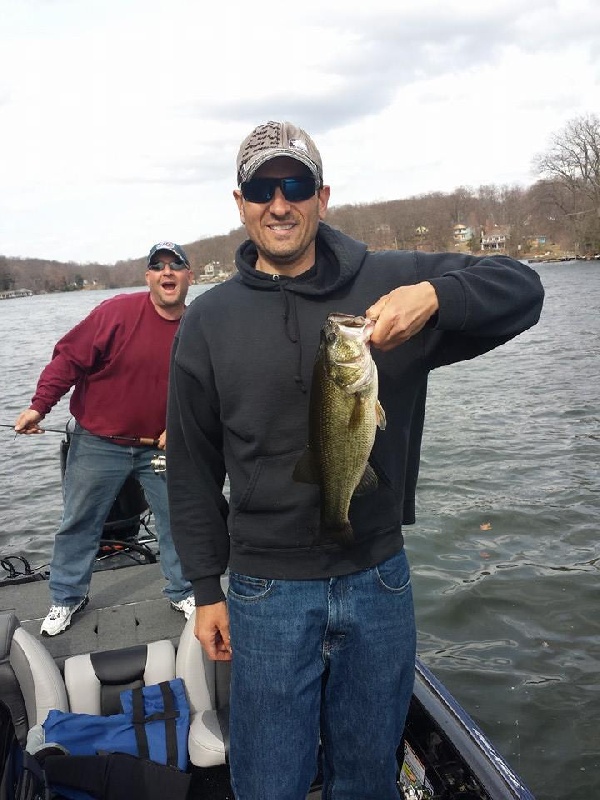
63, 640, 176, 715
175, 610, 230, 767
0, 611, 68, 745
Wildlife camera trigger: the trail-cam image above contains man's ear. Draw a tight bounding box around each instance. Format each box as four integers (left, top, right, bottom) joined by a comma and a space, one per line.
233, 189, 245, 223
318, 185, 330, 220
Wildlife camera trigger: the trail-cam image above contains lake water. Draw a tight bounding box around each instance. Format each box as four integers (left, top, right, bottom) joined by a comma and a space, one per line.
0, 263, 598, 800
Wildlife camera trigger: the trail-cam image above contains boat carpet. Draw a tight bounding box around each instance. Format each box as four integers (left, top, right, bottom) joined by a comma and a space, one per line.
0, 561, 186, 665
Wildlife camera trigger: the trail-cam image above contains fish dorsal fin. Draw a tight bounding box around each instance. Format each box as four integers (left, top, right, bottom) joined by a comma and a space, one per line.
354, 462, 379, 495
376, 400, 387, 431
292, 447, 319, 484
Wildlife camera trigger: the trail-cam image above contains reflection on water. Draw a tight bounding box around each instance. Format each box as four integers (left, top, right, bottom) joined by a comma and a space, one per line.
0, 269, 599, 799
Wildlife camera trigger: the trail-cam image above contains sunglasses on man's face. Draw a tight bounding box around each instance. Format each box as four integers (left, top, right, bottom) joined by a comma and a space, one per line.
147, 260, 188, 272
240, 176, 318, 204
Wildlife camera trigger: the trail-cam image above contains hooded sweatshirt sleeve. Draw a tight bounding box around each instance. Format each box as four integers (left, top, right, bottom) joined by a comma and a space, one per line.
414, 251, 544, 367
166, 318, 230, 606
424, 252, 543, 333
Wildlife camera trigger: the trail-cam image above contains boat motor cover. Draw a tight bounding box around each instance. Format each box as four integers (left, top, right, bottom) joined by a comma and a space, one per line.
42, 678, 190, 771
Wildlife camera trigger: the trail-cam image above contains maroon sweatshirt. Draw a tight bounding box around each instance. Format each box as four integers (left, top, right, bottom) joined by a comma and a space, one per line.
30, 292, 181, 441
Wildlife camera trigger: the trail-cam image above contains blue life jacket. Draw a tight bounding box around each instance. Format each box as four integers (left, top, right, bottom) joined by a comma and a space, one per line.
41, 679, 190, 800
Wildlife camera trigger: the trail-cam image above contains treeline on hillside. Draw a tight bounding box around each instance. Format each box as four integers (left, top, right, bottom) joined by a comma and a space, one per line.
0, 229, 250, 293
0, 181, 570, 294
3, 114, 600, 293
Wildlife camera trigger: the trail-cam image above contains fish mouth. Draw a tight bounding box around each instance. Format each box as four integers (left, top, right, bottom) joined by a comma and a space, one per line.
328, 314, 374, 343
328, 313, 367, 326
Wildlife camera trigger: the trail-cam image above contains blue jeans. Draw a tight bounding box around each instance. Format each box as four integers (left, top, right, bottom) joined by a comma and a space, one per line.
49, 425, 191, 606
227, 549, 416, 800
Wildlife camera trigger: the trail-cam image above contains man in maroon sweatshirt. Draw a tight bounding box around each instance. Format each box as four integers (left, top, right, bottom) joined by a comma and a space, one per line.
14, 242, 195, 635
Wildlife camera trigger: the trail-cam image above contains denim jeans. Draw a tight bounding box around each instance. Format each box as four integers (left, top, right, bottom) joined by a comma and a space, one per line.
49, 425, 191, 606
227, 549, 416, 800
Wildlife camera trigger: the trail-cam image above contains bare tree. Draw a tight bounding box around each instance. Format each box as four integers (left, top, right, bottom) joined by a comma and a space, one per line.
533, 114, 600, 253
0, 257, 15, 291
448, 186, 476, 226
475, 185, 503, 229
497, 185, 528, 257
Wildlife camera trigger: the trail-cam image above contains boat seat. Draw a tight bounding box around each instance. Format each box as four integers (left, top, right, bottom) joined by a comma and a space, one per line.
63, 640, 176, 715
0, 611, 68, 745
175, 610, 230, 767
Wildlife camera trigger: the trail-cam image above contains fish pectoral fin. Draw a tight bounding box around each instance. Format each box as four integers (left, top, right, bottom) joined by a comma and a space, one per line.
376, 400, 387, 430
292, 447, 319, 484
349, 395, 365, 430
354, 462, 379, 496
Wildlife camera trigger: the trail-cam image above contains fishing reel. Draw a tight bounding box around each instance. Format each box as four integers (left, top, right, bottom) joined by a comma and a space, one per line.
151, 453, 166, 474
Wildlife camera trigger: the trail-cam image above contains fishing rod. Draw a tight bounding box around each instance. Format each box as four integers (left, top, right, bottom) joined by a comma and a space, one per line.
0, 423, 159, 447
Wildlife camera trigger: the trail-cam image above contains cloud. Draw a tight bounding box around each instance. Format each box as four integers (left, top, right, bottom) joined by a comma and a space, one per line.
2, 0, 600, 262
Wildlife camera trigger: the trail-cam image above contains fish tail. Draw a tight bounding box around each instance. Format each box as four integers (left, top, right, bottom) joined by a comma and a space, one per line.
321, 521, 354, 548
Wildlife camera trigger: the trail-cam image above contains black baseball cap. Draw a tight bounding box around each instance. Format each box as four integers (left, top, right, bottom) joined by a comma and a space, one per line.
147, 241, 190, 267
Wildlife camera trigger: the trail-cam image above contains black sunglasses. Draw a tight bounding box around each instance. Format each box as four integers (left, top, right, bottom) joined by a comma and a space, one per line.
147, 260, 188, 272
240, 176, 318, 204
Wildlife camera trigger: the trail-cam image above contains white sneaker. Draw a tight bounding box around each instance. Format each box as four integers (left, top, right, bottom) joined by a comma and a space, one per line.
40, 596, 89, 636
170, 595, 195, 620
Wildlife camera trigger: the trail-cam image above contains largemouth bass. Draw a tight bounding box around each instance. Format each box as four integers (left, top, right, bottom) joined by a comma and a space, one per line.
293, 313, 386, 545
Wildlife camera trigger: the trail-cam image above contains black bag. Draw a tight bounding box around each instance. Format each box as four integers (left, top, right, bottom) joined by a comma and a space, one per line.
42, 753, 190, 800
2, 743, 191, 800
14, 752, 49, 800
0, 700, 49, 800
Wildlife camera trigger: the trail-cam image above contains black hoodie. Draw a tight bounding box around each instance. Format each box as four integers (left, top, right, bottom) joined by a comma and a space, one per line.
167, 223, 544, 605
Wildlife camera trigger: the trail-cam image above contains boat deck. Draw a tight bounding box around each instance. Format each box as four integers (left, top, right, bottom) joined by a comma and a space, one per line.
1, 558, 534, 799
1, 562, 186, 665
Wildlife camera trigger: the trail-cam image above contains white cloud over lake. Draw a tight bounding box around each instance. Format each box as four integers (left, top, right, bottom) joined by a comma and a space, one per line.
1, 0, 599, 263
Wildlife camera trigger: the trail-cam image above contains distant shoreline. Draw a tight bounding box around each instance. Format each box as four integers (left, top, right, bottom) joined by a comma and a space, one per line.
4, 254, 597, 299
526, 254, 598, 264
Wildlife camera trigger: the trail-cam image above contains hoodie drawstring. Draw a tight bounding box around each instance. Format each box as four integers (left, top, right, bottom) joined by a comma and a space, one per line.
278, 282, 307, 393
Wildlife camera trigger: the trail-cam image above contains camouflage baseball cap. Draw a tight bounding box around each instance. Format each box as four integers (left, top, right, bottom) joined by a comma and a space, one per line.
147, 241, 190, 267
236, 121, 323, 187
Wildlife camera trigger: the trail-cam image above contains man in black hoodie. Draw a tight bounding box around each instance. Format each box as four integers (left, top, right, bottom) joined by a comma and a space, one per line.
167, 121, 544, 799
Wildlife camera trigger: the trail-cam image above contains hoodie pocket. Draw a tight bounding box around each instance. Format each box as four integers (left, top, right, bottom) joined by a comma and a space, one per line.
231, 449, 321, 550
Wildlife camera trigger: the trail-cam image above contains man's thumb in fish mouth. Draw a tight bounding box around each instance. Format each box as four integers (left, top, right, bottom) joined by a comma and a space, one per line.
365, 292, 391, 321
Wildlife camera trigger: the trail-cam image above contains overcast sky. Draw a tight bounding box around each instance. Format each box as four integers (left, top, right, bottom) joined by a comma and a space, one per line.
2, 0, 600, 264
